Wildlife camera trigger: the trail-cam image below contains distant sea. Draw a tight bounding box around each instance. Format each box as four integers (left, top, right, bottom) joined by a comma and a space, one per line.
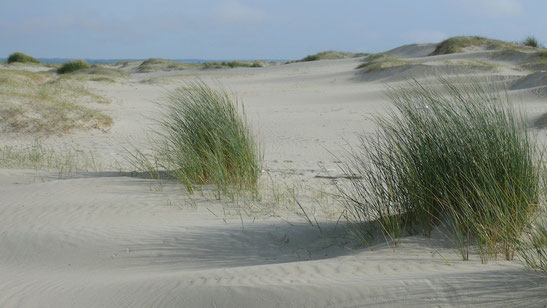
0, 58, 289, 64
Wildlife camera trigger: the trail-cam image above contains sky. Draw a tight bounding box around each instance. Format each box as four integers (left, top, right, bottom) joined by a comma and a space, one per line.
1, 0, 546, 60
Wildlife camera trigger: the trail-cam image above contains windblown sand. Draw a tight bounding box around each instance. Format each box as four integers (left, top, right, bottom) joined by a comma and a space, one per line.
1, 44, 546, 307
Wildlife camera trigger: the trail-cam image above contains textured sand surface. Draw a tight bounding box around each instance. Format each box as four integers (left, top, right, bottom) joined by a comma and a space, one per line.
1, 45, 546, 307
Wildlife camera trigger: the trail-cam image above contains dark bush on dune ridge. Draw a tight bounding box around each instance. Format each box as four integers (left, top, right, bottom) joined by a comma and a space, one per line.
523, 36, 540, 48
339, 76, 543, 264
7, 52, 40, 64
57, 59, 90, 74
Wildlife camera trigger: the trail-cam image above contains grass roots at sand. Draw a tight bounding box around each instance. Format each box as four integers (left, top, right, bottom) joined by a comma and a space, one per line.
130, 81, 261, 196
339, 76, 544, 265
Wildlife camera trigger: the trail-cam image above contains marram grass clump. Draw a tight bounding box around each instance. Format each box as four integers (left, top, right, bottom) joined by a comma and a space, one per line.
7, 52, 40, 64
57, 59, 90, 74
129, 81, 261, 196
339, 76, 543, 263
522, 36, 540, 48
430, 36, 510, 55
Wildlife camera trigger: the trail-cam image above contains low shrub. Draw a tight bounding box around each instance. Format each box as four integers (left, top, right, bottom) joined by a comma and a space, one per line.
57, 60, 90, 74
7, 52, 40, 64
522, 36, 540, 48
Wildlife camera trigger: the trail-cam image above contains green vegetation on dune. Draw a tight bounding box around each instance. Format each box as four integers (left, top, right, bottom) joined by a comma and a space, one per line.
430, 36, 512, 55
137, 58, 200, 73
521, 50, 547, 72
296, 50, 368, 63
128, 81, 262, 196
355, 54, 409, 72
0, 69, 112, 133
57, 59, 90, 74
442, 59, 498, 70
7, 52, 40, 64
522, 36, 540, 48
202, 61, 263, 69
339, 76, 543, 266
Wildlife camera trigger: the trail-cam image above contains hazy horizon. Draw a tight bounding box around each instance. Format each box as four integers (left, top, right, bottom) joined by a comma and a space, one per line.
2, 0, 546, 60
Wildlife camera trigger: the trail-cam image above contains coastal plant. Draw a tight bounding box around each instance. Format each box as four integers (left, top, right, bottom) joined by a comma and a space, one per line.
7, 52, 40, 64
57, 59, 90, 74
522, 36, 540, 48
298, 51, 368, 62
0, 69, 112, 133
129, 80, 261, 196
517, 208, 547, 274
0, 141, 100, 176
355, 54, 408, 72
430, 36, 510, 55
338, 76, 542, 262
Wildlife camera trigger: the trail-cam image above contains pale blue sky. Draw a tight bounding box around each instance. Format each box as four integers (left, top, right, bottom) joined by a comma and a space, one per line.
1, 0, 546, 60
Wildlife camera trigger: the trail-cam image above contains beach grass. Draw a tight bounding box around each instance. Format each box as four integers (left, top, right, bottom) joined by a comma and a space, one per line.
338, 76, 543, 263
522, 36, 540, 48
57, 59, 91, 74
0, 69, 112, 133
430, 36, 512, 55
7, 52, 40, 64
355, 54, 408, 72
202, 61, 263, 69
128, 80, 261, 196
518, 206, 547, 274
0, 141, 100, 175
298, 51, 368, 62
520, 50, 547, 71
136, 58, 200, 73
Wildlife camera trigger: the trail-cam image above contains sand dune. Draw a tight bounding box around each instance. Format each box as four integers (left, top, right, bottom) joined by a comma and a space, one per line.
1, 43, 546, 307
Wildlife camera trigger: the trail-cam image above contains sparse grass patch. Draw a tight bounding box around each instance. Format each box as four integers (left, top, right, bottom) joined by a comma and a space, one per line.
518, 207, 547, 274
0, 141, 100, 174
339, 76, 543, 263
127, 80, 261, 196
519, 51, 547, 72
7, 52, 40, 64
442, 59, 498, 70
57, 59, 90, 74
79, 66, 127, 77
355, 54, 408, 72
0, 70, 112, 133
202, 61, 263, 69
298, 51, 368, 62
430, 36, 512, 55
137, 58, 200, 73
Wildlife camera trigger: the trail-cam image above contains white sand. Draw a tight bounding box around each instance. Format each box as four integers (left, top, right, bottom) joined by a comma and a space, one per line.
1, 46, 546, 307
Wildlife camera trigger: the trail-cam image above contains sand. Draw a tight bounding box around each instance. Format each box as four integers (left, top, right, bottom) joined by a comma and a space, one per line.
1, 45, 546, 307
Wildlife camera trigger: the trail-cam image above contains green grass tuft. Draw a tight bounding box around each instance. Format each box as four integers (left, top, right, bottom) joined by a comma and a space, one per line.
339, 76, 543, 263
430, 36, 511, 55
57, 60, 90, 74
355, 54, 408, 72
522, 36, 540, 48
202, 61, 262, 69
297, 51, 368, 63
7, 52, 40, 64
129, 80, 262, 195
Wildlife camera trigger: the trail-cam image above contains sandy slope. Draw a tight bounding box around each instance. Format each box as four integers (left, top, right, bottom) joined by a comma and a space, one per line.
1, 45, 546, 307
